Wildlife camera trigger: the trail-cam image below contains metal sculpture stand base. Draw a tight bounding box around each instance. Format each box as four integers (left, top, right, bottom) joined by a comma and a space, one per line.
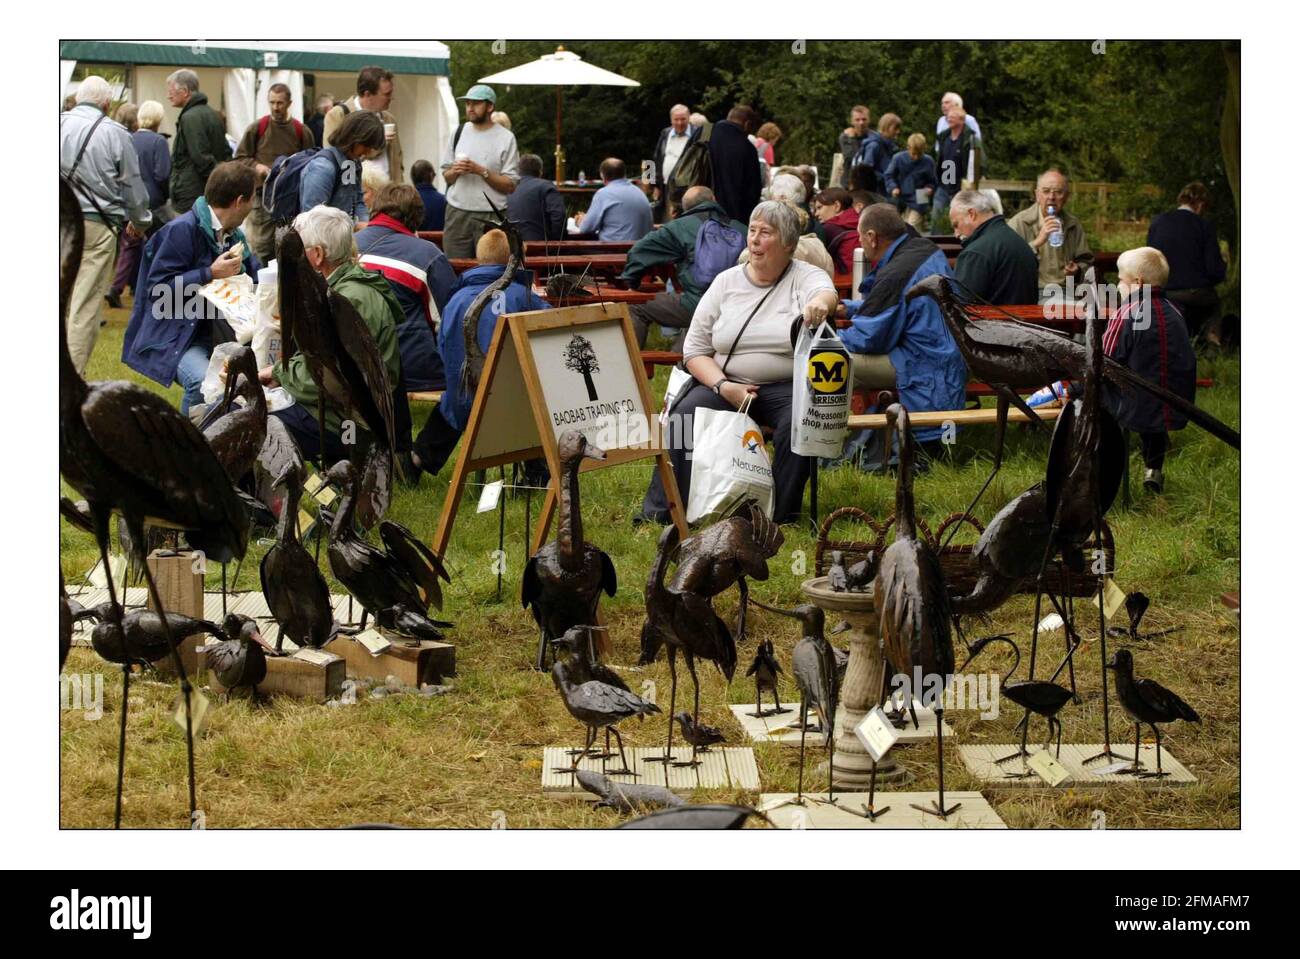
802, 577, 908, 789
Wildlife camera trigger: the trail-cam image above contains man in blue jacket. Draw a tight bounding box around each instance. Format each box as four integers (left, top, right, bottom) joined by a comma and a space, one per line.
122, 161, 259, 415
507, 153, 566, 242
839, 204, 967, 446
409, 229, 550, 477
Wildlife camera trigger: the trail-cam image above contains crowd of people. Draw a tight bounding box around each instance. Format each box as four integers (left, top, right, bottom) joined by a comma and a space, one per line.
60, 67, 1231, 518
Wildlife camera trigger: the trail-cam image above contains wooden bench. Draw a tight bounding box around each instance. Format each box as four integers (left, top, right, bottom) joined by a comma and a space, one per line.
415, 231, 444, 246
846, 405, 1062, 431
407, 391, 444, 404
523, 240, 633, 256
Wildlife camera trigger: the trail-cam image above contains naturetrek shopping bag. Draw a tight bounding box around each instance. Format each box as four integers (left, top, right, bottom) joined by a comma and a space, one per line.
791, 320, 853, 458
687, 395, 775, 523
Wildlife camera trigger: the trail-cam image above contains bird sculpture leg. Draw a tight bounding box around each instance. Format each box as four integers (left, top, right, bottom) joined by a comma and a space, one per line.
1117, 723, 1145, 775
1053, 565, 1079, 701
996, 709, 1035, 776
535, 628, 548, 673
913, 707, 962, 820
136, 534, 197, 821
606, 726, 638, 778
113, 663, 130, 829
646, 648, 679, 768
672, 657, 703, 768
770, 682, 791, 716
1140, 726, 1169, 779
750, 681, 764, 719
92, 508, 123, 618
221, 562, 228, 617
555, 726, 595, 776
861, 661, 892, 820
1084, 504, 1129, 765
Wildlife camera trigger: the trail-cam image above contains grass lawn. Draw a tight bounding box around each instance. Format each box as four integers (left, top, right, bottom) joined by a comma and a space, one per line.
60, 296, 1240, 828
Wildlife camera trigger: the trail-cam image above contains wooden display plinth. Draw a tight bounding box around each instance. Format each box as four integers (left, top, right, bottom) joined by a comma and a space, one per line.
200, 649, 345, 702
758, 792, 1007, 829
145, 550, 204, 618
325, 634, 456, 687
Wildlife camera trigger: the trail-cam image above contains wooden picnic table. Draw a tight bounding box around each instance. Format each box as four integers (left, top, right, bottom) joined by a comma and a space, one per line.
523, 240, 634, 256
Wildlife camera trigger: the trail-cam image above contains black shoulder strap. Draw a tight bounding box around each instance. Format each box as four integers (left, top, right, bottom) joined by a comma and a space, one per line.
452, 122, 465, 155
62, 112, 121, 235
67, 112, 108, 179
722, 260, 793, 374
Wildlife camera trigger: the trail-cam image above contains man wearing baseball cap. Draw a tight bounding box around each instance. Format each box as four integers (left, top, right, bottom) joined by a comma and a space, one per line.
440, 84, 521, 257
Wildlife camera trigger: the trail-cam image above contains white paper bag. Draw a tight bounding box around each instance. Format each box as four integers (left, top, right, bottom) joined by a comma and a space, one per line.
687, 399, 775, 523
252, 261, 281, 368
791, 320, 853, 458
199, 273, 256, 343
659, 365, 694, 427
200, 341, 245, 406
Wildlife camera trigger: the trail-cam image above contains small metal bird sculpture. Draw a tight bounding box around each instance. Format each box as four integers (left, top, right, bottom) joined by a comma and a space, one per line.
673, 711, 726, 752
574, 769, 684, 813
199, 344, 267, 482
206, 613, 275, 701
745, 638, 789, 718
260, 463, 333, 652
1106, 648, 1200, 778
828, 551, 848, 592
323, 459, 453, 643
844, 551, 879, 593
551, 631, 660, 778
523, 431, 616, 671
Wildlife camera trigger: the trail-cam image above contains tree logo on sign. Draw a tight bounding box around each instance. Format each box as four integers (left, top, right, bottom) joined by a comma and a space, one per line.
564, 333, 601, 401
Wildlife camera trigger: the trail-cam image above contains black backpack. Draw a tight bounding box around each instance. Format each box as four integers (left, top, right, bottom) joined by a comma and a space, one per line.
672, 126, 713, 191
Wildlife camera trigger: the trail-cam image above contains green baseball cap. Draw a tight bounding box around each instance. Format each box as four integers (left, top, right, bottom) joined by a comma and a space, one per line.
458, 84, 497, 103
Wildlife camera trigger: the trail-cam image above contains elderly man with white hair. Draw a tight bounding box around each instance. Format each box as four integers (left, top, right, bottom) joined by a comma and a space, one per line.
949, 189, 1038, 304
1007, 167, 1094, 292
936, 91, 982, 138
60, 75, 154, 372
165, 69, 232, 214
261, 205, 404, 463
652, 103, 697, 220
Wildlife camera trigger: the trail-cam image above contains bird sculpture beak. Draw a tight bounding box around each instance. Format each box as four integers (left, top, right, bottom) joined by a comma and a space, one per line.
748, 597, 796, 619
582, 442, 607, 461
249, 626, 275, 654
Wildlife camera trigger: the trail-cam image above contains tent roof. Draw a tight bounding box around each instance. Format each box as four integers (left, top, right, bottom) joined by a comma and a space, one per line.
59, 40, 450, 75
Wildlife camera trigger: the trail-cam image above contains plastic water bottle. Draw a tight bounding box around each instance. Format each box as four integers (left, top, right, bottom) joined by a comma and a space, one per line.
852, 247, 865, 293
1047, 204, 1064, 248
578, 169, 587, 186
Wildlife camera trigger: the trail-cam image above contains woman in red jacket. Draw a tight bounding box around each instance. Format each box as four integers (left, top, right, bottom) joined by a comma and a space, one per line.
813, 187, 861, 273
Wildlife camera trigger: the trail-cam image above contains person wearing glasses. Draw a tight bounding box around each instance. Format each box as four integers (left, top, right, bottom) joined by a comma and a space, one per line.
1007, 167, 1094, 292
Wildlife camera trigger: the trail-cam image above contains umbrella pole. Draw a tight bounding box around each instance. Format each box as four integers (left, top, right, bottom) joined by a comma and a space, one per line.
554, 86, 565, 183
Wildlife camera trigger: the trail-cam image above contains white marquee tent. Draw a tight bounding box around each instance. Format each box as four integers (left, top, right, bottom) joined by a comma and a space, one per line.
60, 40, 458, 185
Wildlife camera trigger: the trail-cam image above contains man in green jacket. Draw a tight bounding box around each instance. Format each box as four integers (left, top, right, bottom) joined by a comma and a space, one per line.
261, 205, 403, 464
167, 69, 233, 213
1006, 167, 1094, 294
619, 185, 745, 348
949, 189, 1038, 305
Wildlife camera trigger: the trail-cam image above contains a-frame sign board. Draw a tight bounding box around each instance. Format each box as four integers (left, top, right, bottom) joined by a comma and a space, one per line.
432, 302, 689, 559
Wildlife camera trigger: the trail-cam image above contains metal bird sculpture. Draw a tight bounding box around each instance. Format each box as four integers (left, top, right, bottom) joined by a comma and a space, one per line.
673, 711, 727, 752
1106, 648, 1201, 778
574, 769, 685, 813
251, 415, 305, 524
278, 228, 396, 523
670, 497, 784, 643
640, 523, 737, 769
199, 344, 267, 482
522, 430, 617, 671
322, 459, 452, 643
874, 403, 959, 819
59, 177, 248, 825
828, 551, 848, 592
59, 573, 73, 672
745, 638, 790, 718
551, 630, 660, 778
844, 551, 878, 592
460, 193, 522, 400
749, 600, 841, 806
206, 613, 275, 701
960, 634, 1078, 776
260, 463, 333, 652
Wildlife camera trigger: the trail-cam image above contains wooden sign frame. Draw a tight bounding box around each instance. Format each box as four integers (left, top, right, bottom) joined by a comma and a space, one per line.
432, 302, 688, 559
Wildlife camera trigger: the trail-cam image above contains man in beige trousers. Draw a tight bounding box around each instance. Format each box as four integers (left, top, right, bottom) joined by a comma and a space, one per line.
59, 75, 153, 372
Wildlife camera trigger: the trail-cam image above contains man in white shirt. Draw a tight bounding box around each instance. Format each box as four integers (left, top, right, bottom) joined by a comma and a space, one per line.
935, 91, 983, 139
651, 103, 695, 221
440, 84, 521, 257
323, 66, 403, 182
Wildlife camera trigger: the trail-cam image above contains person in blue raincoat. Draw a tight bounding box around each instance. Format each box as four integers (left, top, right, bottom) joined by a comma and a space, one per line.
838, 203, 967, 445
408, 228, 550, 477
122, 160, 260, 414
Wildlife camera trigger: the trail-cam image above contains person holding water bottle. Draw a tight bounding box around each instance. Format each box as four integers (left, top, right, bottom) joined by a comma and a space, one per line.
1008, 167, 1094, 297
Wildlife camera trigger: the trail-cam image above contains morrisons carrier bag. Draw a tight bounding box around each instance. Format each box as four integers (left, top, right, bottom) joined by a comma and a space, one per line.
687, 396, 775, 523
791, 320, 853, 457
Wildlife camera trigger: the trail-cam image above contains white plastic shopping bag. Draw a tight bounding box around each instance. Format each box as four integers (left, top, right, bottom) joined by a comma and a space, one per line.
252, 261, 281, 368
791, 320, 854, 458
659, 365, 694, 426
199, 273, 257, 343
687, 396, 775, 523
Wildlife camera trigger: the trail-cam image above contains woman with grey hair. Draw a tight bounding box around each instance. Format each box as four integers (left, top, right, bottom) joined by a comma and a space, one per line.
638, 200, 839, 525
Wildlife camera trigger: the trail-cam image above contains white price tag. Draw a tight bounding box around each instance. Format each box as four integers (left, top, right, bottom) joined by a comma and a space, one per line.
854, 706, 901, 762
1093, 578, 1127, 620
476, 480, 504, 513
293, 648, 338, 667
87, 555, 127, 588
1026, 749, 1070, 786
172, 688, 211, 737
1038, 612, 1064, 633
356, 628, 392, 657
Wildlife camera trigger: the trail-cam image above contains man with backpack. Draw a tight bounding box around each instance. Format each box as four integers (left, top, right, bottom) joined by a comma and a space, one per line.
440, 84, 519, 257
235, 82, 314, 263
708, 105, 763, 223
619, 185, 744, 348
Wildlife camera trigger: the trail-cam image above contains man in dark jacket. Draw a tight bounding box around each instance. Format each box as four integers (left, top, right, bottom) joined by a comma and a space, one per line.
411, 159, 447, 231
122, 162, 259, 415
708, 105, 762, 224
619, 186, 744, 348
836, 105, 871, 188
1146, 181, 1227, 344
166, 70, 233, 214
651, 104, 696, 222
506, 153, 566, 242
932, 109, 981, 229
949, 189, 1038, 304
840, 204, 967, 445
409, 229, 550, 477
